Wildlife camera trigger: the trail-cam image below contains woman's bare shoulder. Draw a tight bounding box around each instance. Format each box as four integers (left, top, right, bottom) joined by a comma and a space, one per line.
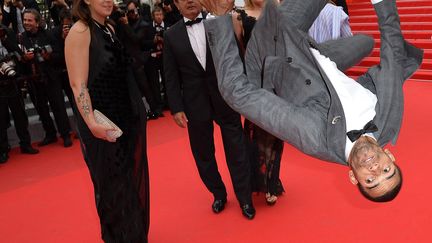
70, 20, 90, 35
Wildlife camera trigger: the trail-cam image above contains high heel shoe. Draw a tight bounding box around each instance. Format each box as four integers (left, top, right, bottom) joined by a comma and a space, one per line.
265, 193, 277, 206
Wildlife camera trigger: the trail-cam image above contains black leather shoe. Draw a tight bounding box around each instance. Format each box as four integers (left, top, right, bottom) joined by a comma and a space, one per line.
241, 204, 256, 220
63, 136, 73, 147
38, 136, 58, 146
147, 111, 158, 120
212, 199, 227, 214
0, 152, 8, 164
20, 145, 39, 154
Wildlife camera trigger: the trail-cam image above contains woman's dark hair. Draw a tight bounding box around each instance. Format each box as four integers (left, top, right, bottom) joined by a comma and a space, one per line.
72, 0, 92, 26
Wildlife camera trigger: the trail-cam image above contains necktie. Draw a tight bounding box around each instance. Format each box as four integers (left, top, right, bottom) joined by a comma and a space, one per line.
346, 120, 378, 142
185, 17, 203, 26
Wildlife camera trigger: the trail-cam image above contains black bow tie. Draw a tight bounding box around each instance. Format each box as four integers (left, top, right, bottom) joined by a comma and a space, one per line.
185, 17, 203, 26
346, 120, 378, 142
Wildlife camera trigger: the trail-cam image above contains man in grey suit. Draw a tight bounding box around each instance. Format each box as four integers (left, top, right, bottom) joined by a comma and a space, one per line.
201, 0, 423, 202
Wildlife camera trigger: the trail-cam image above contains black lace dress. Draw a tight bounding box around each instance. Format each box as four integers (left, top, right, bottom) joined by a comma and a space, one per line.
74, 21, 149, 243
236, 9, 285, 198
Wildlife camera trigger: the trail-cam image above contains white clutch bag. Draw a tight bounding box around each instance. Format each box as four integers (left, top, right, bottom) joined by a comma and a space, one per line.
93, 109, 123, 139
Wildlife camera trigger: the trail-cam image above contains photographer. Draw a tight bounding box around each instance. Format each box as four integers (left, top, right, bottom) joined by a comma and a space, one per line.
0, 10, 38, 164
19, 8, 72, 147
114, 0, 162, 119
145, 6, 170, 112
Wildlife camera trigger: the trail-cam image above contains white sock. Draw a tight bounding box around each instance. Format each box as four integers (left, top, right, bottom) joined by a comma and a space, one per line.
371, 0, 383, 4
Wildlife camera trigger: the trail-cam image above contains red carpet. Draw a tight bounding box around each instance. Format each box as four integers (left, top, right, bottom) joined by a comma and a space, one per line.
347, 0, 432, 82
0, 81, 431, 243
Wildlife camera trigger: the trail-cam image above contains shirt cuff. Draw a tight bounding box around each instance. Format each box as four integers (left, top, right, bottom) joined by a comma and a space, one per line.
371, 0, 383, 4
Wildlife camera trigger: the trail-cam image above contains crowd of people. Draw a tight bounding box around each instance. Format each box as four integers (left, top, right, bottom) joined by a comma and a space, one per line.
0, 0, 183, 165
2, 0, 419, 242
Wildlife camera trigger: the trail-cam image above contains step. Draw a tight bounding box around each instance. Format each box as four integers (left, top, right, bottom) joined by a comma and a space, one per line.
350, 22, 432, 31
350, 6, 432, 15
353, 30, 432, 39
372, 39, 432, 49
349, 14, 432, 23
358, 57, 432, 69
349, 0, 432, 9
346, 67, 432, 80
369, 48, 432, 59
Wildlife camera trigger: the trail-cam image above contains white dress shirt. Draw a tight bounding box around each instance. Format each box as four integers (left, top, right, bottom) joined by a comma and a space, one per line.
310, 48, 378, 160
184, 13, 207, 70
308, 3, 352, 43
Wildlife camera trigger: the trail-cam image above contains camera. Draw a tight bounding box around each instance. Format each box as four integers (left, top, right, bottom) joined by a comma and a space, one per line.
0, 61, 17, 77
0, 51, 21, 77
27, 44, 53, 63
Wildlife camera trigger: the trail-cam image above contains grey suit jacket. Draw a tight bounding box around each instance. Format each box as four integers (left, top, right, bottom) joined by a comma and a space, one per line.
204, 0, 423, 165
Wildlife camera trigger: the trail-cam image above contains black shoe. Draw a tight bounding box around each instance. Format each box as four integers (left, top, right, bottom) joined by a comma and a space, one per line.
62, 136, 73, 147
154, 111, 165, 117
147, 111, 158, 120
241, 204, 256, 220
38, 136, 58, 146
20, 145, 39, 154
212, 199, 227, 214
0, 152, 8, 164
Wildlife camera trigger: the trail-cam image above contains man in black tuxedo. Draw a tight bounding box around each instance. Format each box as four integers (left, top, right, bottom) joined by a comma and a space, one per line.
164, 0, 255, 219
2, 0, 39, 33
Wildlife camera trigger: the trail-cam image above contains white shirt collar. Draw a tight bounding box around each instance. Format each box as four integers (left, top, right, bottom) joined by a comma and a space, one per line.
183, 13, 204, 24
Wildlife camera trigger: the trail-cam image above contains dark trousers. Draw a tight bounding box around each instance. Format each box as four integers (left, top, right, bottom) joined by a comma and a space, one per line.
187, 112, 251, 205
145, 57, 164, 113
28, 76, 71, 138
0, 89, 31, 152
132, 65, 157, 112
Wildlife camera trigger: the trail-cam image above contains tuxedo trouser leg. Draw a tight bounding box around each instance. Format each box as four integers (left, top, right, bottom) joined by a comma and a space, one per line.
29, 81, 57, 138
187, 120, 227, 200
145, 59, 163, 113
8, 95, 31, 147
46, 76, 71, 138
215, 112, 252, 205
133, 66, 157, 112
0, 99, 10, 153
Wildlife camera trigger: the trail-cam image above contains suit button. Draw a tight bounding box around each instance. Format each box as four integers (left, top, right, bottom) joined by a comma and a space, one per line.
286, 57, 293, 63
331, 116, 341, 125
305, 79, 311, 85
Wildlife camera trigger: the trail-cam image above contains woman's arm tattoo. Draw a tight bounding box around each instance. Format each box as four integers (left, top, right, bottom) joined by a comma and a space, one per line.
77, 83, 90, 117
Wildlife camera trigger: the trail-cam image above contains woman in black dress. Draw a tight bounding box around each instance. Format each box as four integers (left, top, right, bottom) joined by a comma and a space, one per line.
233, 0, 285, 205
65, 0, 149, 242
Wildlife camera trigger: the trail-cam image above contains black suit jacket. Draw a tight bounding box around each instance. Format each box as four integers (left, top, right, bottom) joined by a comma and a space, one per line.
163, 13, 233, 121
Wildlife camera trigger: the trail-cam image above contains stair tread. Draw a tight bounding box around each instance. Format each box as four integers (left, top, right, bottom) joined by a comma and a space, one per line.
350, 13, 432, 18
350, 0, 432, 7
